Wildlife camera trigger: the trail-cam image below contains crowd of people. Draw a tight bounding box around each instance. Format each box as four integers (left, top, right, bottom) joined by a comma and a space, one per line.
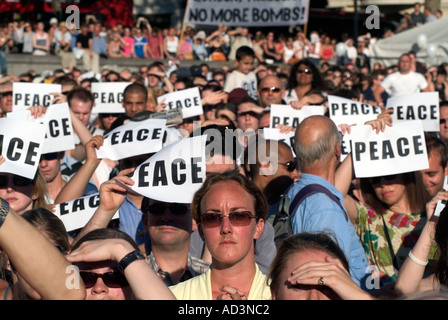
1, 2, 448, 303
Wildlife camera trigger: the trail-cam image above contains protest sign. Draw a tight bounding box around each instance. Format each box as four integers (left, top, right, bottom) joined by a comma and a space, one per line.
157, 87, 203, 119
91, 82, 130, 114
386, 92, 439, 132
327, 95, 381, 127
12, 82, 61, 112
54, 193, 119, 232
350, 121, 428, 178
125, 135, 207, 203
260, 127, 296, 156
0, 118, 46, 179
269, 104, 325, 128
186, 0, 309, 26
7, 103, 75, 154
96, 118, 166, 161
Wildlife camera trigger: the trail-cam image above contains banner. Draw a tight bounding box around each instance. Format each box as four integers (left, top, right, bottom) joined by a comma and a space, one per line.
91, 82, 130, 114
12, 82, 61, 112
0, 118, 46, 179
269, 104, 325, 129
186, 0, 309, 26
328, 95, 382, 127
157, 87, 203, 119
7, 103, 75, 154
349, 121, 428, 178
96, 118, 166, 161
386, 92, 439, 132
124, 135, 207, 203
54, 193, 119, 232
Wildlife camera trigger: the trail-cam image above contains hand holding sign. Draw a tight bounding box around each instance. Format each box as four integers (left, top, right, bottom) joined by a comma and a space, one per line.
270, 104, 325, 128
13, 82, 62, 112
328, 95, 381, 127
157, 87, 203, 119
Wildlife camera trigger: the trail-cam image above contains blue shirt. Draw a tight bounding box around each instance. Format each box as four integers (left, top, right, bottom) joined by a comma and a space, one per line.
92, 34, 107, 55
287, 173, 370, 288
118, 196, 145, 245
134, 36, 147, 58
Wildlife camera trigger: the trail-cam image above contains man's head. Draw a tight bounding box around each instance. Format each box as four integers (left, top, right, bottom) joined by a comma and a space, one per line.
0, 82, 13, 114
122, 83, 147, 118
294, 115, 341, 175
147, 63, 164, 88
38, 152, 64, 183
398, 53, 412, 74
67, 87, 94, 126
421, 133, 448, 197
439, 101, 448, 144
257, 75, 285, 108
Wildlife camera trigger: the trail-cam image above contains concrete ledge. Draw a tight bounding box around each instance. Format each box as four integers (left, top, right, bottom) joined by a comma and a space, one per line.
4, 53, 234, 77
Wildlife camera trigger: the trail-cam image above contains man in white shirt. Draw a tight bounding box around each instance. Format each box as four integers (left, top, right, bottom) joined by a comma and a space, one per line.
373, 53, 429, 108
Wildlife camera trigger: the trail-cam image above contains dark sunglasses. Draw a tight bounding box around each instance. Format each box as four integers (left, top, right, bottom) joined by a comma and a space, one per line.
148, 202, 189, 215
440, 119, 448, 125
0, 175, 33, 188
260, 87, 281, 94
369, 174, 399, 185
278, 161, 298, 172
200, 211, 258, 228
297, 68, 312, 74
80, 271, 129, 288
99, 113, 119, 118
40, 152, 60, 161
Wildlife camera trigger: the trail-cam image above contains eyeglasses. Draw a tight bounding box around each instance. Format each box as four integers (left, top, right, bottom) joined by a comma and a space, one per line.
40, 152, 60, 161
0, 175, 33, 188
297, 68, 312, 75
148, 202, 189, 215
80, 271, 129, 288
369, 174, 398, 185
278, 161, 298, 172
440, 119, 448, 125
260, 87, 281, 94
200, 211, 258, 228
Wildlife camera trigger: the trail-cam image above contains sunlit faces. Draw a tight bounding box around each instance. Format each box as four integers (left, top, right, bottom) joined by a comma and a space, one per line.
421, 151, 448, 198
439, 106, 448, 142
0, 173, 36, 214
236, 56, 255, 75
237, 102, 259, 132
369, 174, 408, 208
70, 97, 93, 126
258, 76, 284, 108
198, 180, 264, 266
271, 250, 340, 300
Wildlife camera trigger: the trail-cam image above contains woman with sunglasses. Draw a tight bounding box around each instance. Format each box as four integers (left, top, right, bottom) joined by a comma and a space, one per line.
0, 156, 51, 215
169, 171, 271, 300
67, 228, 175, 300
284, 59, 327, 105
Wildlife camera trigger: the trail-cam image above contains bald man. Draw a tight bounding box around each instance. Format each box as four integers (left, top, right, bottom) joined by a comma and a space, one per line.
287, 115, 370, 289
257, 75, 286, 109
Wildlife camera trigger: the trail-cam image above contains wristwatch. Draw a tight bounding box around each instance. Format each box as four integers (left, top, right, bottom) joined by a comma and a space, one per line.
0, 198, 10, 229
119, 250, 145, 273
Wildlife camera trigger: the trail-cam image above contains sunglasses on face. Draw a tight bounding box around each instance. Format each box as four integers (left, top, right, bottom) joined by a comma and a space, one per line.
200, 211, 258, 228
99, 113, 119, 118
40, 152, 60, 161
278, 161, 298, 172
440, 119, 448, 125
148, 202, 189, 215
0, 175, 33, 188
297, 68, 312, 75
260, 87, 281, 94
369, 174, 399, 185
80, 271, 129, 288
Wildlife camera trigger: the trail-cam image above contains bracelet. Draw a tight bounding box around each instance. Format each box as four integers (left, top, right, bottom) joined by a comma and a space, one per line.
408, 250, 428, 266
0, 198, 10, 229
118, 250, 145, 273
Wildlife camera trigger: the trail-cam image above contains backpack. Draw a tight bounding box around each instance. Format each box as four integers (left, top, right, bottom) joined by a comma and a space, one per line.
271, 183, 348, 244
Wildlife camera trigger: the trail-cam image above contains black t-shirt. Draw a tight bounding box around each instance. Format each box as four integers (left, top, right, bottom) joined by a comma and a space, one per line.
76, 32, 92, 49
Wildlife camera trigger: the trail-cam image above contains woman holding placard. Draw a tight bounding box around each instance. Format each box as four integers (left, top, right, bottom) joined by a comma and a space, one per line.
169, 171, 271, 300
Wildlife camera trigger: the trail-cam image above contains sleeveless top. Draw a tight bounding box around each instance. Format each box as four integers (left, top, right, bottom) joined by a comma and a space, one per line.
165, 36, 178, 54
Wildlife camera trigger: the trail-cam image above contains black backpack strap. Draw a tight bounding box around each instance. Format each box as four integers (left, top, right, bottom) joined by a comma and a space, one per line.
289, 184, 349, 221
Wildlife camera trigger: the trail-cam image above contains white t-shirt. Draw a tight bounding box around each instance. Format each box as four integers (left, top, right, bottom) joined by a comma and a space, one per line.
381, 71, 428, 97
223, 70, 257, 100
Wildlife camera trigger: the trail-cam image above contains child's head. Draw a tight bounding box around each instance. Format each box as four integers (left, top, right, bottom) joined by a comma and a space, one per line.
235, 46, 255, 75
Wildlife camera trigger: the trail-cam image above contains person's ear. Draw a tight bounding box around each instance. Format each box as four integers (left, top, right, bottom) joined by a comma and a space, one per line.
253, 218, 264, 240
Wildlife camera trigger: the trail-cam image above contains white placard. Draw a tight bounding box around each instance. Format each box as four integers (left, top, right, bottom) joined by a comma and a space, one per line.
186, 0, 309, 26
0, 118, 46, 179
7, 103, 75, 154
126, 135, 207, 203
157, 87, 203, 119
269, 104, 325, 128
259, 127, 296, 156
386, 92, 440, 132
96, 118, 166, 161
91, 82, 130, 113
12, 82, 61, 112
328, 95, 382, 127
340, 131, 353, 162
350, 120, 428, 178
54, 193, 119, 232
